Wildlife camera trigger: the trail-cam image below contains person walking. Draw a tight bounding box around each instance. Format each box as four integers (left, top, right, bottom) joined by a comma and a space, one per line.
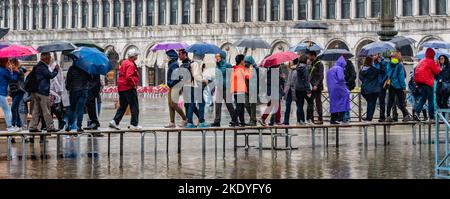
230, 55, 251, 127
65, 63, 91, 132
373, 54, 388, 122
259, 66, 285, 126
28, 53, 60, 132
306, 50, 324, 124
326, 56, 350, 124
8, 59, 26, 130
0, 58, 19, 133
109, 49, 142, 130
343, 58, 357, 123
244, 55, 258, 126
413, 48, 440, 122
359, 57, 380, 122
84, 74, 102, 130
49, 60, 66, 130
164, 49, 187, 128
437, 55, 450, 109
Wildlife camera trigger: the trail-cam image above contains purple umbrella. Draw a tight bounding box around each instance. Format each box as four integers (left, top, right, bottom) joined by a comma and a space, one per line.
0, 42, 11, 50
151, 42, 190, 52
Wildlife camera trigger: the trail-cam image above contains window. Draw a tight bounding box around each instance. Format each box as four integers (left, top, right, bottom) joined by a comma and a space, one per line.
356, 0, 365, 18
419, 0, 429, 15
114, 0, 121, 27
327, 0, 336, 19
14, 0, 20, 30
285, 0, 293, 20
23, 1, 30, 30
245, 0, 252, 22
258, 0, 266, 21
82, 0, 89, 28
42, 1, 48, 29
159, 0, 166, 25
299, 0, 307, 20
219, 0, 226, 23
312, 0, 320, 20
271, 0, 279, 21
62, 2, 68, 28
182, 0, 190, 24
52, 0, 59, 29
72, 1, 79, 28
371, 0, 380, 18
170, 0, 177, 25
124, 0, 131, 27
93, 1, 99, 27
32, 0, 39, 29
195, 0, 202, 23
341, 0, 350, 19
232, 0, 239, 22
4, 0, 9, 28
436, 0, 446, 15
135, 0, 143, 26
207, 0, 214, 23
147, 0, 154, 25
403, 0, 412, 16
103, 0, 110, 27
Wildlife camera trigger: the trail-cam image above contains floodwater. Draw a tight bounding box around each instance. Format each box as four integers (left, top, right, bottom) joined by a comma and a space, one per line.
0, 98, 442, 179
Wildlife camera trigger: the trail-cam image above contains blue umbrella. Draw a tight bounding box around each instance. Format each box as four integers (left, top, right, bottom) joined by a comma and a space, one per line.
358, 41, 396, 57
289, 43, 323, 53
415, 49, 450, 60
420, 40, 450, 49
70, 47, 112, 75
186, 42, 222, 55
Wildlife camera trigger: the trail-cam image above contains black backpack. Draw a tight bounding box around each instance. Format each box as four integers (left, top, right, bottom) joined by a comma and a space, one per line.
24, 69, 37, 93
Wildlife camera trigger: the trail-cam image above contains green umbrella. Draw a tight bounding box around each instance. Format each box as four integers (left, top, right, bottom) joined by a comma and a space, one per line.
73, 41, 105, 52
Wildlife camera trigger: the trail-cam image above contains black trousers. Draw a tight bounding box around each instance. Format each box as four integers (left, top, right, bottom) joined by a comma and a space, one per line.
387, 87, 409, 118
113, 89, 139, 126
330, 112, 343, 122
232, 93, 246, 124
309, 90, 323, 121
213, 91, 235, 124
244, 93, 257, 124
86, 88, 101, 126
379, 88, 387, 120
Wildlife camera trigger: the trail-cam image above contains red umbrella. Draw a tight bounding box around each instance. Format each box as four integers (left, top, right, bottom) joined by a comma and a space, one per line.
0, 45, 39, 58
261, 51, 299, 68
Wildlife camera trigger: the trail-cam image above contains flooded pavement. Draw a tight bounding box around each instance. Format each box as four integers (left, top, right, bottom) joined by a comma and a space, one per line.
0, 98, 440, 179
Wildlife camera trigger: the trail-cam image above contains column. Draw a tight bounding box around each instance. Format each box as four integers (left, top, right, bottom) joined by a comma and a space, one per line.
189, 0, 194, 24
99, 0, 104, 27
267, 0, 271, 21
78, 0, 83, 28
397, 0, 403, 17
448, 0, 450, 15
430, 0, 436, 15
68, 0, 73, 28
307, 0, 312, 20
240, 0, 245, 21
29, 0, 34, 29
89, 0, 93, 27
202, 0, 207, 23
166, 0, 170, 25
49, 0, 53, 29
9, 0, 15, 28
155, 0, 159, 25
293, 0, 298, 20
280, 0, 285, 21
336, 0, 341, 19
120, 0, 125, 27
350, 0, 355, 19
413, 0, 419, 16
214, 0, 219, 23
177, 0, 182, 24
366, 0, 371, 18
38, 0, 43, 29
143, 0, 147, 25
226, 0, 232, 22
58, 0, 63, 28
19, 0, 23, 30
109, 0, 114, 27
321, 0, 326, 19
131, 0, 136, 26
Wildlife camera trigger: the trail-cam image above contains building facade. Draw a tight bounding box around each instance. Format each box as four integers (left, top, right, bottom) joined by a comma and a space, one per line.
1, 0, 450, 86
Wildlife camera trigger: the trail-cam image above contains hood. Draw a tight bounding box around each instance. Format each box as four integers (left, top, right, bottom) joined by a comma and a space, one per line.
334, 56, 347, 69
244, 56, 257, 67
166, 50, 178, 61
425, 48, 435, 60
219, 51, 227, 60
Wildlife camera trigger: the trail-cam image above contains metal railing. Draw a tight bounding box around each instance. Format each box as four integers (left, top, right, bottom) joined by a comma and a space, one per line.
435, 109, 450, 179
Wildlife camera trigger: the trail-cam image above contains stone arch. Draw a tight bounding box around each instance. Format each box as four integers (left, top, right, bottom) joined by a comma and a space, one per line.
122, 44, 141, 60
143, 43, 167, 86
270, 40, 289, 54
417, 35, 443, 49
220, 42, 239, 64
104, 45, 120, 86
325, 39, 350, 51
354, 38, 376, 69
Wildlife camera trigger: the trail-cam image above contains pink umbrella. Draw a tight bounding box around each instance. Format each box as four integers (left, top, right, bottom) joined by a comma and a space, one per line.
151, 42, 190, 52
261, 51, 299, 68
0, 45, 39, 58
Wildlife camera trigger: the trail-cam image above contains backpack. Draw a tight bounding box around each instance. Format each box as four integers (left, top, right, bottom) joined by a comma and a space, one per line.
24, 69, 37, 93
344, 60, 357, 91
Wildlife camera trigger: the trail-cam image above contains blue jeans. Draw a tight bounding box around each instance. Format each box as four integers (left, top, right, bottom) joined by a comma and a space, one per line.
187, 88, 205, 124
343, 111, 350, 122
415, 84, 435, 119
67, 89, 89, 128
11, 92, 24, 127
0, 95, 12, 128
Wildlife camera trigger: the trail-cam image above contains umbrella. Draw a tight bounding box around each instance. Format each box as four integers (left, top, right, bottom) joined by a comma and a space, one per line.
0, 45, 39, 58
70, 47, 113, 75
292, 22, 329, 29
0, 28, 9, 39
151, 42, 190, 52
358, 41, 396, 57
415, 49, 450, 60
186, 42, 222, 55
0, 42, 11, 50
37, 41, 77, 53
389, 36, 416, 48
289, 43, 323, 53
261, 51, 299, 68
233, 38, 271, 49
318, 49, 354, 61
73, 41, 105, 52
420, 40, 450, 49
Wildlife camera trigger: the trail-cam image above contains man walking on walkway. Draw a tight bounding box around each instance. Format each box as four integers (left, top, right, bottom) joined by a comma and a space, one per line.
306, 50, 324, 124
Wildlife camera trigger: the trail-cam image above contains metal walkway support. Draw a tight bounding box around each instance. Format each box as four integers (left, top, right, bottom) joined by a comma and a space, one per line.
435, 109, 450, 179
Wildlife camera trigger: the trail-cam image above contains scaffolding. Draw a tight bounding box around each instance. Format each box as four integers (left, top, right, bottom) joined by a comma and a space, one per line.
435, 109, 450, 179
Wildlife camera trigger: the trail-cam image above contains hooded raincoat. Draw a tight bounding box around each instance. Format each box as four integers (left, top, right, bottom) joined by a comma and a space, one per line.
326, 56, 350, 113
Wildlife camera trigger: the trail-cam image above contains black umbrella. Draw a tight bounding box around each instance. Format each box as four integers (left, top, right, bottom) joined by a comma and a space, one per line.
292, 22, 329, 29
74, 41, 105, 52
0, 28, 9, 39
389, 36, 416, 48
37, 41, 77, 53
233, 38, 271, 49
317, 49, 353, 61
